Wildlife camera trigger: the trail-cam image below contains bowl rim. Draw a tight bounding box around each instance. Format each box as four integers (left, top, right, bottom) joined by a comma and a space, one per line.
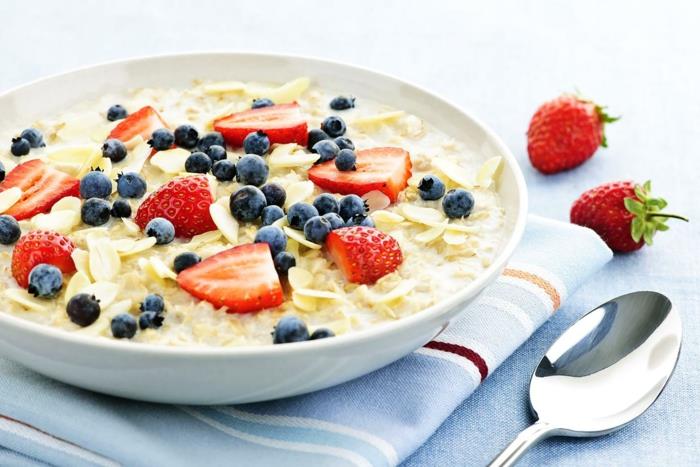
0, 51, 528, 357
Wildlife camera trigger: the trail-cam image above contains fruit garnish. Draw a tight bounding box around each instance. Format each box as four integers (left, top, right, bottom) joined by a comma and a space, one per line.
213, 103, 308, 147
176, 242, 284, 313
107, 105, 168, 143
571, 180, 687, 253
11, 230, 76, 288
308, 147, 412, 202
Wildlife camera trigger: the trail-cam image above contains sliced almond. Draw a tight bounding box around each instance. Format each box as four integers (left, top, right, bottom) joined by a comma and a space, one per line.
149, 257, 177, 280
138, 257, 164, 286
88, 238, 121, 281
112, 238, 136, 253
121, 217, 141, 234
443, 229, 468, 245
150, 148, 191, 174
288, 267, 313, 289
283, 226, 322, 250
272, 216, 289, 228
400, 204, 445, 224
76, 148, 104, 178
65, 271, 92, 301
32, 210, 80, 234
432, 158, 474, 189
415, 222, 448, 243
56, 113, 107, 142
119, 236, 157, 257
51, 196, 81, 214
362, 191, 390, 212
284, 181, 315, 209
246, 77, 310, 103
0, 187, 22, 214
189, 230, 222, 246
202, 81, 246, 95
70, 249, 91, 280
4, 289, 51, 312
292, 292, 317, 312
351, 111, 405, 129
105, 299, 133, 316
369, 279, 416, 304
80, 281, 120, 309
120, 139, 150, 174
293, 288, 342, 300
210, 201, 238, 244
475, 156, 502, 188
47, 145, 99, 164
371, 210, 405, 224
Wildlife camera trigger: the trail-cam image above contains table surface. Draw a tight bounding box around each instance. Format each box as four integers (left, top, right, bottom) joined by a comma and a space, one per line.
2, 1, 698, 465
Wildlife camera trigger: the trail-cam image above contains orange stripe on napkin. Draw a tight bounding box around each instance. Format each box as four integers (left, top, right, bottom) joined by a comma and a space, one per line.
502, 268, 561, 310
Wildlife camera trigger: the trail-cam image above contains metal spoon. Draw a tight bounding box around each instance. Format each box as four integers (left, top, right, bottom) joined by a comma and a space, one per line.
489, 291, 682, 467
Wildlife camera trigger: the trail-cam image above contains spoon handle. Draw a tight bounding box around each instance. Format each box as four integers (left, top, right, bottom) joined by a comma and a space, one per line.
488, 421, 555, 467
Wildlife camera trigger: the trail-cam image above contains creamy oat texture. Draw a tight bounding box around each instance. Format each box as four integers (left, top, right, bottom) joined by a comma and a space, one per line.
0, 77, 506, 346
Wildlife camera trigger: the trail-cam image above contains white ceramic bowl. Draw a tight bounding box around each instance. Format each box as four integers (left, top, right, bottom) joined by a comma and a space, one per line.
0, 53, 527, 404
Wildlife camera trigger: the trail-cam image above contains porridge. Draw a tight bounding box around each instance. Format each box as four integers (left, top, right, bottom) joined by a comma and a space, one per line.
0, 77, 506, 346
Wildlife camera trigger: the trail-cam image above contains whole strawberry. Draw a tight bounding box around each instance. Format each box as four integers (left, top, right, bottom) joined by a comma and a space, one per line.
527, 95, 618, 174
571, 180, 687, 252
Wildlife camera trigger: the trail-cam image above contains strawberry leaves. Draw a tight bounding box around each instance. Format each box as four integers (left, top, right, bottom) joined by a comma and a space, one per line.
624, 180, 688, 246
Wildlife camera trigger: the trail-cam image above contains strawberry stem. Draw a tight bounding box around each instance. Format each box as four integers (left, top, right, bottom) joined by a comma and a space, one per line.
647, 213, 689, 222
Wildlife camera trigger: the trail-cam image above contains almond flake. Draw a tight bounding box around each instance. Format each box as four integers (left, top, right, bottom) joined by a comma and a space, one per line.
288, 267, 313, 289
112, 238, 136, 252
189, 230, 222, 246
0, 187, 22, 213
362, 191, 390, 212
149, 257, 177, 280
57, 113, 106, 142
88, 238, 121, 281
202, 81, 246, 95
246, 77, 310, 103
4, 288, 50, 312
431, 158, 474, 189
80, 281, 120, 308
47, 145, 99, 164
284, 181, 315, 209
210, 201, 239, 244
293, 288, 342, 300
268, 145, 318, 168
475, 156, 502, 188
70, 249, 91, 280
371, 210, 405, 224
150, 148, 191, 174
76, 147, 104, 178
400, 204, 445, 224
351, 111, 405, 129
51, 196, 81, 214
283, 226, 322, 249
119, 237, 157, 257
138, 257, 164, 285
65, 271, 91, 301
105, 299, 133, 316
32, 210, 80, 234
121, 218, 141, 234
369, 280, 416, 304
443, 229, 468, 245
120, 139, 150, 174
272, 216, 289, 228
292, 292, 317, 312
415, 222, 448, 243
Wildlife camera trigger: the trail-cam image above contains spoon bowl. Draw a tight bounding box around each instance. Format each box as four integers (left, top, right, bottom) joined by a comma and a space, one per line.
490, 291, 682, 466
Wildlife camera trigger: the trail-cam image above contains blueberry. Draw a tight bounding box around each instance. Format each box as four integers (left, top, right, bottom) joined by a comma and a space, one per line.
274, 251, 296, 275
230, 186, 267, 221
0, 160, 4, 182
304, 215, 331, 243
307, 128, 330, 151
236, 154, 269, 186
80, 170, 112, 199
81, 198, 111, 226
0, 215, 20, 244
310, 328, 335, 340
139, 311, 164, 330
146, 217, 175, 244
206, 144, 227, 162
442, 189, 475, 218
243, 131, 270, 156
334, 137, 355, 151
345, 214, 375, 227
287, 202, 318, 230
10, 137, 30, 156
338, 194, 367, 221
212, 160, 236, 181
418, 175, 446, 201
185, 152, 212, 174
106, 105, 128, 122
254, 225, 287, 256
197, 132, 225, 152
260, 183, 286, 207
320, 116, 346, 137
102, 139, 127, 162
273, 316, 309, 344
27, 264, 63, 298
110, 199, 132, 218
148, 128, 175, 151
20, 128, 45, 148
313, 193, 339, 215
261, 205, 285, 226
252, 98, 274, 109
329, 96, 355, 110
140, 293, 165, 313
116, 172, 147, 198
66, 293, 101, 327
111, 313, 137, 338
312, 140, 339, 163
335, 149, 356, 171
173, 252, 201, 273
322, 212, 344, 230
173, 124, 199, 149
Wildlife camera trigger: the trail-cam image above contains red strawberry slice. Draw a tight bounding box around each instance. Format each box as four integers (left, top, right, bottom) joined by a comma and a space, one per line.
0, 159, 80, 221
213, 103, 307, 147
177, 242, 284, 313
134, 175, 217, 238
325, 226, 403, 284
12, 231, 76, 288
308, 147, 412, 202
107, 105, 168, 143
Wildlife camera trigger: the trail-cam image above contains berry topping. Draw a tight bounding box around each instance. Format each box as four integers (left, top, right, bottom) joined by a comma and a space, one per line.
79, 170, 112, 199
102, 139, 128, 162
81, 198, 111, 226
176, 242, 284, 314
10, 137, 30, 156
345, 214, 375, 227
320, 116, 347, 137
116, 172, 147, 198
312, 140, 339, 163
196, 132, 226, 153
110, 199, 132, 218
27, 264, 63, 298
173, 124, 199, 149
310, 328, 335, 340
251, 98, 274, 109
287, 202, 318, 230
106, 105, 128, 122
0, 215, 21, 245
66, 293, 100, 327
273, 251, 296, 275
173, 252, 201, 273
213, 103, 308, 147
322, 212, 344, 230
236, 154, 269, 186
254, 225, 287, 256
329, 96, 355, 110
418, 175, 446, 201
338, 194, 367, 221
335, 149, 356, 171
134, 175, 216, 238
304, 215, 331, 243
11, 231, 75, 288
230, 186, 267, 222
325, 226, 403, 284
206, 145, 227, 163
20, 128, 45, 148
334, 137, 355, 151
273, 316, 309, 344
139, 311, 164, 330
243, 130, 271, 156
111, 313, 137, 338
261, 205, 285, 226
146, 217, 175, 245
148, 128, 175, 151
442, 189, 474, 218
108, 105, 167, 143
185, 152, 212, 174
140, 293, 165, 313
260, 183, 286, 207
313, 193, 339, 216
212, 160, 236, 181
307, 128, 330, 150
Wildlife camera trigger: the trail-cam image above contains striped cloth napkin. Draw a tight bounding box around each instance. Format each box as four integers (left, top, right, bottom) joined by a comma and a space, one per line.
0, 215, 611, 467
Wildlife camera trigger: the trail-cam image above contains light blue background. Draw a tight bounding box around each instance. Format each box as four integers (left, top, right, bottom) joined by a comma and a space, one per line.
1, 1, 698, 465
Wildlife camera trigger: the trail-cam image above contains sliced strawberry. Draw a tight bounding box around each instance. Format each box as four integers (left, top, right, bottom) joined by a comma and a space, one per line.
134, 175, 216, 238
0, 159, 80, 221
107, 105, 168, 143
213, 103, 308, 147
11, 231, 76, 288
325, 226, 403, 284
308, 147, 412, 202
177, 242, 284, 313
